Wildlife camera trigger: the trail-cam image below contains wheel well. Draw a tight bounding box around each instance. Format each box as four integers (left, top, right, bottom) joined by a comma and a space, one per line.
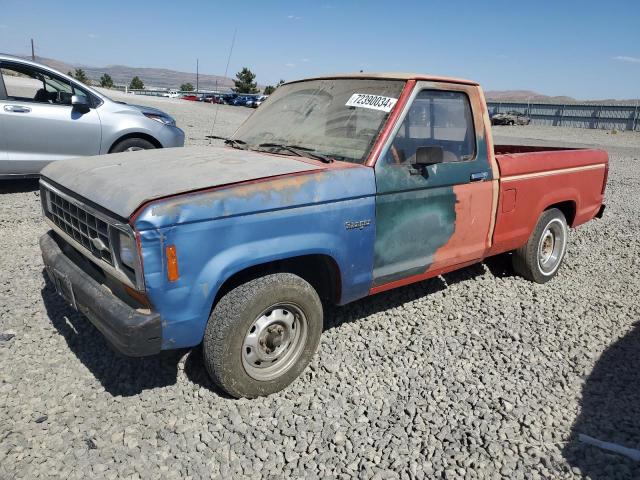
545, 201, 576, 226
108, 132, 162, 152
213, 255, 342, 309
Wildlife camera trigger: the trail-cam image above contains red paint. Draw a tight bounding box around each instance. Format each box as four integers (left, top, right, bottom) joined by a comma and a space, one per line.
365, 80, 416, 167
426, 182, 494, 272
371, 145, 608, 295
495, 147, 608, 177
601, 162, 609, 194
501, 189, 516, 213
488, 148, 608, 256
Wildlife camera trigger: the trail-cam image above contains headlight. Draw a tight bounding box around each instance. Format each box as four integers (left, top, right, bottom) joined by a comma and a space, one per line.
118, 231, 138, 270
143, 112, 176, 127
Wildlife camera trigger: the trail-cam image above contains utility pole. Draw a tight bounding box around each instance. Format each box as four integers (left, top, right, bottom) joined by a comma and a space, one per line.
31, 38, 35, 61
196, 58, 199, 94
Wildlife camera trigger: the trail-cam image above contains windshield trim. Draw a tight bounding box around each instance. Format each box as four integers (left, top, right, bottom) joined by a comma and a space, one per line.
364, 79, 415, 167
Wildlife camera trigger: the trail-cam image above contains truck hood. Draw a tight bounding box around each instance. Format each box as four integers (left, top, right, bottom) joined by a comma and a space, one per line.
40, 146, 322, 219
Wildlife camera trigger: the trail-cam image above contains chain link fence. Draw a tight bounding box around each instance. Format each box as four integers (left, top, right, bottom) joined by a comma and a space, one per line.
487, 102, 640, 131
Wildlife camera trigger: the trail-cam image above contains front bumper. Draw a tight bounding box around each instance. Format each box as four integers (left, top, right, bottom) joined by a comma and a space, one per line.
40, 231, 162, 357
157, 125, 185, 148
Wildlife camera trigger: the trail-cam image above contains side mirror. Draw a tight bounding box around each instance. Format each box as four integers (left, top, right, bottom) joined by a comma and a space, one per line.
412, 146, 444, 167
71, 95, 90, 112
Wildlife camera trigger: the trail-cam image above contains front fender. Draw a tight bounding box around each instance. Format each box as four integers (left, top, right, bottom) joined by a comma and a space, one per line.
136, 168, 377, 349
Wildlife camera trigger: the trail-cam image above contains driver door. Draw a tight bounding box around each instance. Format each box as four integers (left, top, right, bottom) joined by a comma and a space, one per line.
0, 62, 102, 175
372, 83, 495, 288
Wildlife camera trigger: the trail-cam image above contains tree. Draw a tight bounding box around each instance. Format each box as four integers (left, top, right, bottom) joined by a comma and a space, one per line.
68, 68, 90, 85
180, 83, 194, 92
263, 79, 286, 95
129, 76, 144, 90
99, 73, 114, 88
233, 67, 259, 94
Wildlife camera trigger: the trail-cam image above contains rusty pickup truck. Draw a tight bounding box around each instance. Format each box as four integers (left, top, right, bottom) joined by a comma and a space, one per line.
38, 73, 608, 397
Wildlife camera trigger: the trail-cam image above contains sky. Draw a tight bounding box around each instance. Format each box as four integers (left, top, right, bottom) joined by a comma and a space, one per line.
1, 0, 639, 99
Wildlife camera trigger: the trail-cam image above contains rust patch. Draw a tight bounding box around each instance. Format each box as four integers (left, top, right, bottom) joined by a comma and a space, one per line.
148, 170, 322, 219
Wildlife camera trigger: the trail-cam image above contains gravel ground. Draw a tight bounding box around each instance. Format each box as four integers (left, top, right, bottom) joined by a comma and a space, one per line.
1, 94, 639, 479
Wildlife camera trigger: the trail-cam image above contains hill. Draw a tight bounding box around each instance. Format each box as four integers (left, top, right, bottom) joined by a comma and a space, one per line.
485, 89, 639, 105
14, 54, 235, 90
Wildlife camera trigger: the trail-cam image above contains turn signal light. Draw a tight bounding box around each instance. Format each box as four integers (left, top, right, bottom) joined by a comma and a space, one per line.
166, 245, 180, 282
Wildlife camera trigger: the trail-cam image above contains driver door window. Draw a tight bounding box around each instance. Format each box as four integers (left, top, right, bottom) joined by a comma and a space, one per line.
386, 90, 476, 165
1, 64, 75, 105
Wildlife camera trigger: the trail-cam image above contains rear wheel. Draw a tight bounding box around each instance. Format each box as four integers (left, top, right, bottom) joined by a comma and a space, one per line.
203, 273, 323, 398
512, 208, 568, 283
110, 137, 156, 153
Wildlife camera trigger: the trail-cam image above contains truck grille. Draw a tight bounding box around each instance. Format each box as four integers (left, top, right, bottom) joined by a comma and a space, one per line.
42, 187, 114, 265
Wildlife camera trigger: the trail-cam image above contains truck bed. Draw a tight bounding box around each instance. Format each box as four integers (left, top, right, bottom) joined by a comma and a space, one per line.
489, 145, 608, 255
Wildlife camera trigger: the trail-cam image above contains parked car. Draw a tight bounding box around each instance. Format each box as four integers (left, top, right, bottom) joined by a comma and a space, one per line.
491, 110, 531, 125
38, 73, 608, 398
180, 94, 199, 101
247, 95, 267, 108
162, 89, 180, 98
0, 54, 184, 179
199, 94, 225, 104
221, 93, 238, 105
231, 95, 251, 106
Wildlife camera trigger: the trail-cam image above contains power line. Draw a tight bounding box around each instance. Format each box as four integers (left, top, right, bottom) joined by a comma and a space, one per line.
209, 28, 237, 141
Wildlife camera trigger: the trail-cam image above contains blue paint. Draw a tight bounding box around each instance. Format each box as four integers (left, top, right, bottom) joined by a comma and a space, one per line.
134, 166, 377, 349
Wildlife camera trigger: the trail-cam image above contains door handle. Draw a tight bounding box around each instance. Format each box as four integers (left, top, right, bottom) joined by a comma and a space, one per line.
470, 171, 489, 182
4, 105, 31, 113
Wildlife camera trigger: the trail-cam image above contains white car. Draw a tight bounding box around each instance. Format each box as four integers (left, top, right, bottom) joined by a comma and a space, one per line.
161, 89, 180, 98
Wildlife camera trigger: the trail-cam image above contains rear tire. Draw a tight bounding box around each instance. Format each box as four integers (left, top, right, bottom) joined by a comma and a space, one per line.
110, 138, 156, 153
512, 208, 568, 283
203, 273, 323, 398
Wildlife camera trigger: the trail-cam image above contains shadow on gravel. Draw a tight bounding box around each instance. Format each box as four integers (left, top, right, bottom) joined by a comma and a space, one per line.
41, 272, 183, 396
563, 321, 640, 479
324, 262, 487, 331
39, 256, 499, 398
40, 271, 233, 398
482, 253, 517, 279
182, 347, 234, 399
0, 179, 39, 194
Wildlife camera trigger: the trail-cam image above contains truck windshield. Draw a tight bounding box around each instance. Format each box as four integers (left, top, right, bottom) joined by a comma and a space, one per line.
231, 78, 406, 164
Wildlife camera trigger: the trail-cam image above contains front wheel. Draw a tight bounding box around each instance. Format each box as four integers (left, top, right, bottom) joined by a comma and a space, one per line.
203, 273, 323, 398
512, 208, 568, 283
110, 137, 156, 153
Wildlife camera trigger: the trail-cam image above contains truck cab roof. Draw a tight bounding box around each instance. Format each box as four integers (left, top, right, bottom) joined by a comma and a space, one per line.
287, 72, 479, 87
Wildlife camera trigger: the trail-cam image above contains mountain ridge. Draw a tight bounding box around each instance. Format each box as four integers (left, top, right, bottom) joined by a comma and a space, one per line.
12, 54, 236, 90
8, 54, 640, 103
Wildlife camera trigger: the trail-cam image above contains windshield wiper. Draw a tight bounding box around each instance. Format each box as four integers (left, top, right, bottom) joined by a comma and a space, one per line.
256, 143, 334, 163
205, 135, 248, 149
225, 138, 248, 149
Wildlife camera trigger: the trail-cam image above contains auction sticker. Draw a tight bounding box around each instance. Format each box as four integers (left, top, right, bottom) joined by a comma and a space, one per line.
345, 93, 397, 113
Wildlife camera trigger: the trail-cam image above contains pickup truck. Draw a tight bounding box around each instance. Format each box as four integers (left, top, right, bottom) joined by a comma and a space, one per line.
38, 73, 608, 398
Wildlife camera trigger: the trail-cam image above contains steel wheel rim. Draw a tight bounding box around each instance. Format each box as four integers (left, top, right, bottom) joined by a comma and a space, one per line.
125, 146, 144, 152
537, 218, 566, 275
242, 303, 307, 381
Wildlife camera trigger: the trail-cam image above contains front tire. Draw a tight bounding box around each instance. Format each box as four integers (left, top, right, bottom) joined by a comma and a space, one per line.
512, 208, 568, 283
203, 273, 323, 398
110, 137, 156, 153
